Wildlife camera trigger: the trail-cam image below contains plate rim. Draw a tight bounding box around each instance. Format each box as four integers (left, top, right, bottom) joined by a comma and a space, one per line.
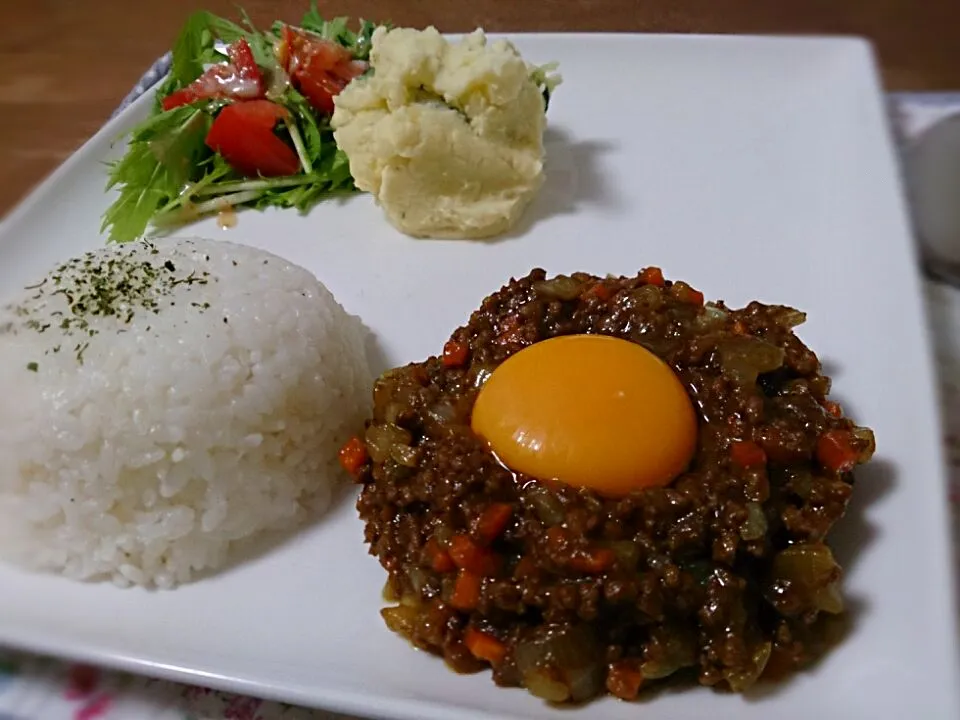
0, 31, 958, 720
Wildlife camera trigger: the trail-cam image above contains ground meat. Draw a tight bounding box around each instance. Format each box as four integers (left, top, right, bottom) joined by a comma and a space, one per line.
351, 268, 876, 704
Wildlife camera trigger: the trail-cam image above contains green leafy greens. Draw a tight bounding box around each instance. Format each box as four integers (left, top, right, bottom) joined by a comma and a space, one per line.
102, 105, 213, 242
530, 61, 562, 112
278, 12, 380, 60
103, 4, 367, 243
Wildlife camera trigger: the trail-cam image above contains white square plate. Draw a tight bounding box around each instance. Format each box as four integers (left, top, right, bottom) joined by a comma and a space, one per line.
0, 33, 957, 720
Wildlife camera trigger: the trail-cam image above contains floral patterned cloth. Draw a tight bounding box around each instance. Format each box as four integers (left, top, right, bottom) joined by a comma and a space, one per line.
0, 653, 345, 720
0, 68, 959, 720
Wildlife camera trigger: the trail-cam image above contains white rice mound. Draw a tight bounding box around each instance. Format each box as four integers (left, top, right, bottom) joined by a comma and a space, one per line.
0, 237, 371, 589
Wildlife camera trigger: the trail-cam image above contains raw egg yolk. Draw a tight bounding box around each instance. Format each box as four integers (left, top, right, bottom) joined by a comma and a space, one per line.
471, 334, 697, 497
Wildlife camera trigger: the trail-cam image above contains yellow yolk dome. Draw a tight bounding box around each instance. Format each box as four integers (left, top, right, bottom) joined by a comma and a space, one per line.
471, 334, 698, 496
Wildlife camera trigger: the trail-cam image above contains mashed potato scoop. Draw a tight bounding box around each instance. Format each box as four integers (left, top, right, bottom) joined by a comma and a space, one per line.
332, 27, 560, 239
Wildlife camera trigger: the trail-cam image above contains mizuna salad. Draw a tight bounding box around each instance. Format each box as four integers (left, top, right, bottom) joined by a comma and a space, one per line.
102, 6, 379, 243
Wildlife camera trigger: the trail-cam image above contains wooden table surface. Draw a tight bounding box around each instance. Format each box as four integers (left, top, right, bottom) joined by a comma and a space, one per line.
1, 0, 958, 218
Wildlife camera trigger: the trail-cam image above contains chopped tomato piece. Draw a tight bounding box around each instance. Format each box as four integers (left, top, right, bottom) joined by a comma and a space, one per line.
162, 38, 264, 111
816, 429, 859, 473
205, 100, 300, 177
338, 436, 368, 477
464, 628, 508, 665
162, 68, 235, 111
425, 538, 455, 573
569, 547, 615, 574
823, 401, 843, 418
442, 339, 469, 368
228, 36, 261, 80
226, 98, 289, 124
606, 661, 644, 700
451, 570, 482, 610
278, 25, 368, 115
474, 503, 513, 543
730, 440, 767, 468
639, 266, 665, 287
448, 534, 500, 576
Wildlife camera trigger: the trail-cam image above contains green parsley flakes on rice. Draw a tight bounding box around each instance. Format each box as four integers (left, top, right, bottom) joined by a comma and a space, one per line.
0, 237, 371, 589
